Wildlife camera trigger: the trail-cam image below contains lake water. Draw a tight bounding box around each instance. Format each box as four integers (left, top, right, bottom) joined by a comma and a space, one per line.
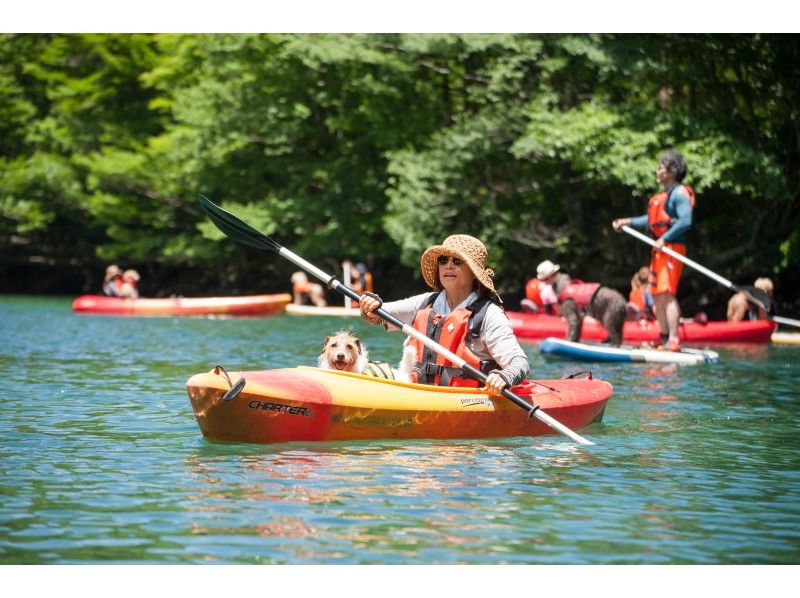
1, 295, 799, 567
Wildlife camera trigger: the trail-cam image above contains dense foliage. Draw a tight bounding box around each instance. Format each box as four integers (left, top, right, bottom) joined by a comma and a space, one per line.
1, 33, 797, 316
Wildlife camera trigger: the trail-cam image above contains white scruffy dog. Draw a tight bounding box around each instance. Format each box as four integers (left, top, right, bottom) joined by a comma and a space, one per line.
317, 331, 369, 373
317, 331, 415, 382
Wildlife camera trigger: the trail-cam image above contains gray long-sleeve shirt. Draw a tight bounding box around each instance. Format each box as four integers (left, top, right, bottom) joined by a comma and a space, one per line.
379, 291, 530, 386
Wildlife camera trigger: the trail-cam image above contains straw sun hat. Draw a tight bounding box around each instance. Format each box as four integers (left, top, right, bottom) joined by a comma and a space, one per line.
420, 234, 499, 300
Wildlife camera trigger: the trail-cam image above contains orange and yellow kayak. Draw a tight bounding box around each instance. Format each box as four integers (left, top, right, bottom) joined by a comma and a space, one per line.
71, 293, 291, 317
186, 366, 612, 444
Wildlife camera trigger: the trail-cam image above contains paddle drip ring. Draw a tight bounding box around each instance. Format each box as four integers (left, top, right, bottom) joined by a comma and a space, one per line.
213, 364, 247, 401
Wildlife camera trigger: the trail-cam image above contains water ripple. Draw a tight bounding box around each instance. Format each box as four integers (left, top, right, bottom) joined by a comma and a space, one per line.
1, 296, 799, 564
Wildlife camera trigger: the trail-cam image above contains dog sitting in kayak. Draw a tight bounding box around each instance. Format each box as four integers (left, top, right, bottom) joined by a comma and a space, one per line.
317, 330, 413, 381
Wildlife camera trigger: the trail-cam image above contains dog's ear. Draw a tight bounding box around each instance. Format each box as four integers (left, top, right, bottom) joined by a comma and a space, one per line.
354, 339, 362, 351
323, 335, 331, 350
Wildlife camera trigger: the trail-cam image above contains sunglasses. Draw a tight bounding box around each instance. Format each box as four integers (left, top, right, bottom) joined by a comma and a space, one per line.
437, 255, 464, 266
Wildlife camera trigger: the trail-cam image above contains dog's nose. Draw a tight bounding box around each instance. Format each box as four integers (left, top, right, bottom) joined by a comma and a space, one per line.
336, 352, 346, 360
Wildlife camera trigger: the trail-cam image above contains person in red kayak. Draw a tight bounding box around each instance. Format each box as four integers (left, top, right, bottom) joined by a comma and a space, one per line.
290, 271, 327, 307
627, 266, 654, 321
535, 260, 627, 347
521, 277, 560, 315
612, 149, 695, 352
120, 269, 141, 299
102, 265, 124, 297
727, 277, 773, 321
357, 234, 528, 396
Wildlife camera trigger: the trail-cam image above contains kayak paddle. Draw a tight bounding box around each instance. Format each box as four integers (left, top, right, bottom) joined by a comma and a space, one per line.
198, 194, 595, 446
620, 225, 799, 329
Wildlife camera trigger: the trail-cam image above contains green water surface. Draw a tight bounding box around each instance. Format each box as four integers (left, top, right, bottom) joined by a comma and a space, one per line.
1, 295, 798, 564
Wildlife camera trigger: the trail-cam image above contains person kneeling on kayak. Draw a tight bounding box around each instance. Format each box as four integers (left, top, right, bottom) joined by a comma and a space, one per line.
627, 266, 655, 322
535, 259, 627, 347
727, 277, 773, 322
358, 234, 529, 396
291, 271, 327, 307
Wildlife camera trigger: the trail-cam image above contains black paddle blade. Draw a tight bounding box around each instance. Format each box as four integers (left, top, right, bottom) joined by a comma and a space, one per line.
198, 194, 281, 253
740, 286, 771, 312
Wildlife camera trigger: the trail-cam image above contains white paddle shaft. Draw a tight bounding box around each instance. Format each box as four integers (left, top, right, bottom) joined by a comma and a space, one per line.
622, 225, 800, 329
621, 225, 736, 289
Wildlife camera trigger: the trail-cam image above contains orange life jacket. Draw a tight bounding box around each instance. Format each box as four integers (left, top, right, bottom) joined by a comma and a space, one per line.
293, 281, 316, 294
629, 286, 647, 312
647, 184, 696, 239
525, 278, 543, 306
524, 278, 561, 315
558, 281, 601, 309
408, 293, 497, 387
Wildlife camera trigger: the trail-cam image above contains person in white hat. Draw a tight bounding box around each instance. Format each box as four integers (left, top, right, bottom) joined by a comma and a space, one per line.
102, 265, 124, 297
536, 259, 560, 281
120, 269, 141, 299
535, 260, 627, 347
358, 234, 528, 395
727, 277, 773, 322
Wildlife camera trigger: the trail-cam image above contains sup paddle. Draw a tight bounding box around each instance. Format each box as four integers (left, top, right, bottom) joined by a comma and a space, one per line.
198, 194, 595, 446
620, 225, 799, 330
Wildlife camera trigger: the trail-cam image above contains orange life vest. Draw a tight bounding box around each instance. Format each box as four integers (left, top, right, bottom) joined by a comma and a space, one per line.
293, 281, 316, 294
647, 184, 696, 239
525, 278, 543, 306
524, 278, 561, 315
629, 286, 647, 312
408, 293, 497, 387
558, 281, 600, 309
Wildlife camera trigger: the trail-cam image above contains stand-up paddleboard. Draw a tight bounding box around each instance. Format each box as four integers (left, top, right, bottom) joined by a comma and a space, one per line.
772, 332, 800, 346
285, 303, 360, 317
540, 337, 719, 365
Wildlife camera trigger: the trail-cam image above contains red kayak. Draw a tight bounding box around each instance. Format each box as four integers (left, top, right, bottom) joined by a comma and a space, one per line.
72, 293, 291, 317
508, 312, 776, 344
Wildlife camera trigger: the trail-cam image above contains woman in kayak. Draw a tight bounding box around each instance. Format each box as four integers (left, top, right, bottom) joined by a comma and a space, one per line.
358, 234, 529, 396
